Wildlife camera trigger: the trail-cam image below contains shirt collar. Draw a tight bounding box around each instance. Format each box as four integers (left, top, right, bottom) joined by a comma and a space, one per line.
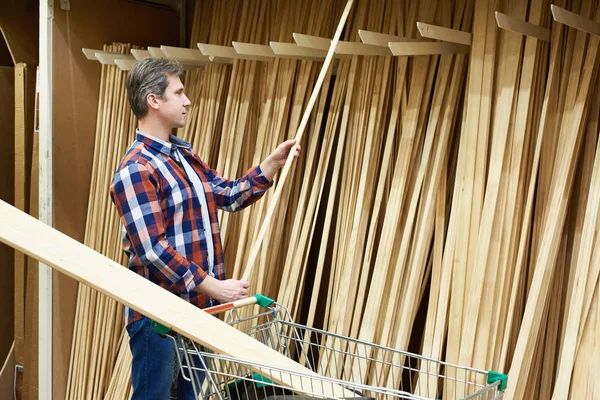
136, 130, 192, 156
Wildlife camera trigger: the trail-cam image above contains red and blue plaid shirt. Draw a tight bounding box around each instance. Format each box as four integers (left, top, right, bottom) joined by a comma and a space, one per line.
110, 131, 272, 326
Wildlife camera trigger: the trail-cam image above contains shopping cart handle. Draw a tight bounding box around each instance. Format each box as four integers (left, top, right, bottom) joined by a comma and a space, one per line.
254, 293, 276, 308
203, 294, 276, 314
487, 371, 508, 392
150, 294, 276, 336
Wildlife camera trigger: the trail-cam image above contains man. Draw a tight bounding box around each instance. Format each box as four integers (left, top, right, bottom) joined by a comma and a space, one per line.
109, 57, 300, 400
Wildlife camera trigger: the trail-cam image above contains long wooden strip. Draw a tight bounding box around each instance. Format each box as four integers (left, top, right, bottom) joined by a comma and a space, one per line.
459, 0, 524, 372
232, 42, 276, 61
491, 0, 549, 370
495, 12, 551, 42
300, 59, 352, 331
577, 91, 600, 350
389, 41, 470, 56
293, 33, 330, 50
276, 63, 335, 319
270, 42, 327, 60
242, 0, 354, 281
335, 41, 391, 56
358, 29, 424, 45
445, 0, 489, 378
506, 13, 600, 398
551, 4, 600, 37
417, 49, 469, 395
13, 63, 27, 375
130, 49, 151, 60
498, 6, 562, 373
383, 54, 458, 389
553, 54, 600, 400
416, 22, 472, 45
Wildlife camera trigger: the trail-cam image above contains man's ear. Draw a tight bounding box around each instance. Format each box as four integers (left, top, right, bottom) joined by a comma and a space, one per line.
147, 93, 160, 111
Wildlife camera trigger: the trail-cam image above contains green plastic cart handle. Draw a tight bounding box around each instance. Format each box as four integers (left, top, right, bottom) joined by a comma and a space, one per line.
488, 370, 508, 392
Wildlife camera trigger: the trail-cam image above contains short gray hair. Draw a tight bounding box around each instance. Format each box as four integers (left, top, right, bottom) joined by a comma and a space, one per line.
126, 58, 184, 119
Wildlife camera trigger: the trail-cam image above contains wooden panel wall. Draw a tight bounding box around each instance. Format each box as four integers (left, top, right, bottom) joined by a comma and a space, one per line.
0, 66, 15, 372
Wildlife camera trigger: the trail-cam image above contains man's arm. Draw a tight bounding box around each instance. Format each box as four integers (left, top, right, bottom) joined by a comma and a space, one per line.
195, 276, 250, 303
259, 139, 299, 180
111, 161, 250, 302
202, 140, 300, 212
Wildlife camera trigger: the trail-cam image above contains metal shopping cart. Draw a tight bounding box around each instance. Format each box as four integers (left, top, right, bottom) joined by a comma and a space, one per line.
152, 295, 507, 400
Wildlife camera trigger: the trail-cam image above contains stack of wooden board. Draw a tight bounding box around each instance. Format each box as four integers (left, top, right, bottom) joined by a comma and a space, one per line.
65, 43, 138, 400
61, 0, 600, 398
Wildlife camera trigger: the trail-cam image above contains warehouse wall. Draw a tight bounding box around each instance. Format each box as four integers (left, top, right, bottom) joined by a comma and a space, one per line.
52, 1, 181, 399
0, 66, 15, 375
0, 35, 12, 66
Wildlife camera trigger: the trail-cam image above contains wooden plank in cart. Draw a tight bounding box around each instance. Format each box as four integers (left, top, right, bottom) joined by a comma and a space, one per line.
0, 200, 350, 398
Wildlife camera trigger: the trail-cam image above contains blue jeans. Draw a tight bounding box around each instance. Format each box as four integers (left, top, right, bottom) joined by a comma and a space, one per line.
127, 317, 205, 400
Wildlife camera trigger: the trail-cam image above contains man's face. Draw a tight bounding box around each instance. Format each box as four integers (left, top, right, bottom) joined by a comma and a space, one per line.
156, 75, 191, 128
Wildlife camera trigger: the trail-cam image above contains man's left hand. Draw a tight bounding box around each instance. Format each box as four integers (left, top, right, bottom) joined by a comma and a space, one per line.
261, 140, 301, 181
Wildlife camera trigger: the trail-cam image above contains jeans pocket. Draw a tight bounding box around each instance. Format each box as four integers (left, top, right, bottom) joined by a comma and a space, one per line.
126, 317, 147, 339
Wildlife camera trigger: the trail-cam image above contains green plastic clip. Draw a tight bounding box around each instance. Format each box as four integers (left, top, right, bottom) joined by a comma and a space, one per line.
151, 320, 172, 337
254, 294, 275, 308
487, 371, 508, 392
251, 373, 273, 388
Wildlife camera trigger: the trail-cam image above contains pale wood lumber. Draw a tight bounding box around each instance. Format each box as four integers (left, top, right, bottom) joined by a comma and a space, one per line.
13, 63, 30, 376
335, 41, 391, 56
568, 278, 600, 399
389, 41, 470, 56
269, 42, 327, 61
94, 51, 135, 65
506, 6, 600, 397
491, 0, 549, 371
445, 0, 490, 384
498, 4, 562, 373
160, 45, 210, 62
416, 21, 472, 45
146, 46, 166, 58
241, 0, 354, 281
578, 95, 600, 351
553, 55, 600, 399
197, 43, 239, 62
0, 200, 351, 398
293, 33, 330, 50
114, 59, 136, 71
358, 29, 425, 45
495, 12, 551, 42
551, 4, 600, 37
82, 48, 102, 60
232, 41, 276, 61
458, 0, 525, 375
130, 49, 151, 60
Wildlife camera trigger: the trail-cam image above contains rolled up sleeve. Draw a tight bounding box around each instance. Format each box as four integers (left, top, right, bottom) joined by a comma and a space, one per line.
202, 162, 273, 212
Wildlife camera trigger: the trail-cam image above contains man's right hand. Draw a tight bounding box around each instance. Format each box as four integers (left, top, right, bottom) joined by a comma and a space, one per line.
195, 275, 250, 304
